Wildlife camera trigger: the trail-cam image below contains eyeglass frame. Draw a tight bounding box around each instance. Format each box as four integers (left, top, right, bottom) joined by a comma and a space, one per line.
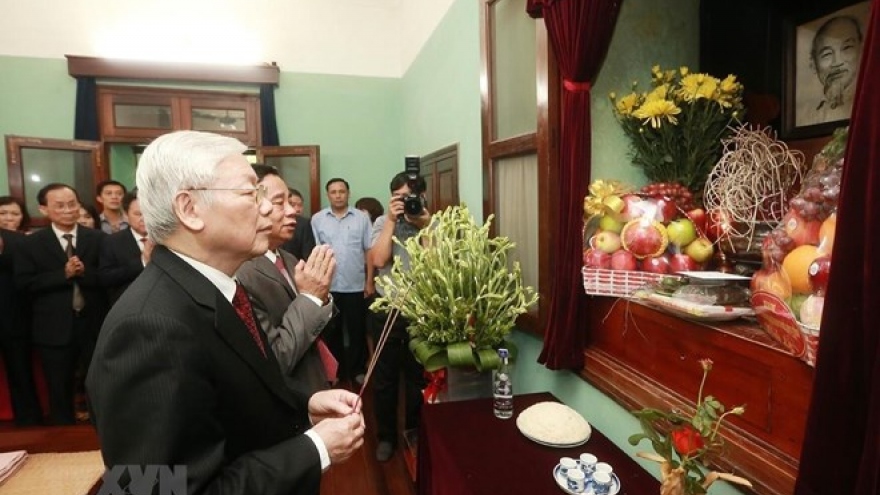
183, 185, 269, 205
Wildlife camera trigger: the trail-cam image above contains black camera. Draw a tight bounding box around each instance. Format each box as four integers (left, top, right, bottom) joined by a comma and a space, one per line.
403, 155, 425, 216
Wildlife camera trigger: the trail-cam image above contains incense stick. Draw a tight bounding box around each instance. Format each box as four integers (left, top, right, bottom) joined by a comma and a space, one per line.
354, 283, 411, 408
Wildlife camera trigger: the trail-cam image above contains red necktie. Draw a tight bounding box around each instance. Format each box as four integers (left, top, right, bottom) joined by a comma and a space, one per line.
273, 255, 338, 382
232, 282, 267, 358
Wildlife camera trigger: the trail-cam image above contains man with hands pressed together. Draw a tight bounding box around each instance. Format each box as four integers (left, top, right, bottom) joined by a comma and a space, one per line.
368, 171, 431, 462
87, 131, 364, 495
237, 164, 338, 396
16, 183, 107, 425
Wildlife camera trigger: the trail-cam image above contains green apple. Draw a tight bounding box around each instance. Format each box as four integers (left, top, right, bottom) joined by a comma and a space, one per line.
594, 231, 622, 254
598, 214, 624, 233
684, 237, 714, 263
666, 218, 698, 247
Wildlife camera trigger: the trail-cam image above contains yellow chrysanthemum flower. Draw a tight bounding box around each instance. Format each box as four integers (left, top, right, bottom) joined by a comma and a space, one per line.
719, 75, 739, 94
633, 99, 681, 129
645, 84, 669, 103
615, 93, 641, 116
606, 65, 743, 191
678, 74, 719, 102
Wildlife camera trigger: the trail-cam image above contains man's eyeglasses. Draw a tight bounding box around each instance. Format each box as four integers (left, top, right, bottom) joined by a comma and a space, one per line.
185, 185, 268, 205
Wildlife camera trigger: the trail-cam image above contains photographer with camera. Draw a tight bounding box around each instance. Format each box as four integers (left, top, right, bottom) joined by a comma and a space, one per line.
368, 159, 431, 462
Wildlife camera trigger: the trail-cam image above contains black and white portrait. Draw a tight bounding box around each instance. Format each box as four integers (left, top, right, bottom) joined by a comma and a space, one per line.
793, 2, 870, 128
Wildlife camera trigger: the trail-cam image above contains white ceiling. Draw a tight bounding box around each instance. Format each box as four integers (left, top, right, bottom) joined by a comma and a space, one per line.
0, 0, 455, 78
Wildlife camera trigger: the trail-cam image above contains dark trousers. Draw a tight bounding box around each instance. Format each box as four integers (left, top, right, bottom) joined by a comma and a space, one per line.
370, 310, 426, 445
38, 315, 92, 424
326, 291, 367, 381
0, 336, 42, 425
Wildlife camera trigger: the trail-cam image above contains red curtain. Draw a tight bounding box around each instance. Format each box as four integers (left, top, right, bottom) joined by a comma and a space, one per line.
528, 0, 623, 369
795, 2, 880, 493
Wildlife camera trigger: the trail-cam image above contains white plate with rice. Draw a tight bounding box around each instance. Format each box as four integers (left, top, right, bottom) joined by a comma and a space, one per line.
516, 401, 591, 447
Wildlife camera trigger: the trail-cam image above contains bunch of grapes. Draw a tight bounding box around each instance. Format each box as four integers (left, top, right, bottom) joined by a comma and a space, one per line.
763, 228, 796, 264
787, 161, 842, 222
641, 181, 696, 212
762, 157, 844, 265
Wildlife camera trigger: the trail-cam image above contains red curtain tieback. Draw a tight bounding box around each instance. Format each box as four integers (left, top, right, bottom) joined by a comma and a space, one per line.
563, 79, 592, 92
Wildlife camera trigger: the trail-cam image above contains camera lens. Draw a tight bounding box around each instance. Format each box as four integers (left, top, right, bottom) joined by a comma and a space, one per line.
403, 195, 423, 216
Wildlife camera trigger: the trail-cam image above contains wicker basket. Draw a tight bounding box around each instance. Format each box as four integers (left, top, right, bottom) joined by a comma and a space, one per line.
582, 267, 663, 297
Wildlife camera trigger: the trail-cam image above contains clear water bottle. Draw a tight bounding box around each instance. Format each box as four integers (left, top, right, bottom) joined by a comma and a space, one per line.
493, 348, 513, 419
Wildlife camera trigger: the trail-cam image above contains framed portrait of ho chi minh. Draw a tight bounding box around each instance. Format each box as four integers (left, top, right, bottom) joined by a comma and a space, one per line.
782, 1, 870, 139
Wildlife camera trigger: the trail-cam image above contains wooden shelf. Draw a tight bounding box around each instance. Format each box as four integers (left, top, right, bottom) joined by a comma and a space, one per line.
582, 297, 814, 495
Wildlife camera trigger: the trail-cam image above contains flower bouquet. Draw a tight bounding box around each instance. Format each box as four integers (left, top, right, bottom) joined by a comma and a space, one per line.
609, 65, 745, 195
370, 205, 538, 373
629, 359, 752, 495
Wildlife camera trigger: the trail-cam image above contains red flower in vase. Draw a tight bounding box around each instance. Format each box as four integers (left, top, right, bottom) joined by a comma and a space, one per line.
671, 425, 704, 457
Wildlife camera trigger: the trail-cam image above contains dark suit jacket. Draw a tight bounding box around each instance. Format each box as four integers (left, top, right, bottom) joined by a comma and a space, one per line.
281, 215, 317, 261
98, 229, 144, 305
15, 226, 107, 346
87, 246, 322, 495
0, 229, 28, 338
236, 251, 334, 396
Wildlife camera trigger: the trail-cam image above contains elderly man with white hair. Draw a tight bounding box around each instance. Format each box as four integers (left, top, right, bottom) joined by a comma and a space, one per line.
87, 131, 365, 495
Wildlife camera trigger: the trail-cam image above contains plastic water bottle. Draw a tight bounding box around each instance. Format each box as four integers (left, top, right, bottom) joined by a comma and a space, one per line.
493, 348, 513, 419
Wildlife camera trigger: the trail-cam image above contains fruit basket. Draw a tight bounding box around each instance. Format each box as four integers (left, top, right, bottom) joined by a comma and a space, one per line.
582, 267, 663, 298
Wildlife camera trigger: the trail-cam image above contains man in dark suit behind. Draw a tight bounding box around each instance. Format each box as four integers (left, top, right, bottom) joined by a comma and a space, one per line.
86, 131, 364, 495
237, 165, 336, 397
281, 188, 317, 261
15, 183, 107, 425
98, 189, 152, 305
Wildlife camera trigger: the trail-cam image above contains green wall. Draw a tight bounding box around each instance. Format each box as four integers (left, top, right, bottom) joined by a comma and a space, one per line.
400, 0, 483, 216
274, 72, 401, 206
0, 56, 77, 195
0, 59, 402, 207
591, 0, 701, 186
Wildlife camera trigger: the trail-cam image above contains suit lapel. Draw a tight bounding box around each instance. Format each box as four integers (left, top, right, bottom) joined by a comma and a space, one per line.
152, 247, 299, 410
122, 232, 141, 259
36, 228, 69, 265
254, 256, 296, 300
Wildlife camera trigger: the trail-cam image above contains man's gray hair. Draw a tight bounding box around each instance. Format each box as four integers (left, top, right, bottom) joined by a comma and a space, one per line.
136, 131, 247, 244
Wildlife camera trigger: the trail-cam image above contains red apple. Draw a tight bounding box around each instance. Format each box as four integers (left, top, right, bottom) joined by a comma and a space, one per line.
583, 248, 612, 269
642, 254, 671, 274
594, 231, 622, 254
669, 253, 698, 272
685, 208, 707, 235
808, 254, 831, 294
617, 194, 648, 222
652, 197, 680, 223
684, 237, 714, 263
620, 219, 669, 259
610, 250, 638, 271
782, 210, 821, 246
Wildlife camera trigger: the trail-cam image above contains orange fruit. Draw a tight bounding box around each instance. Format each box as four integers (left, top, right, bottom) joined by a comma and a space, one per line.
818, 213, 836, 255
782, 245, 820, 294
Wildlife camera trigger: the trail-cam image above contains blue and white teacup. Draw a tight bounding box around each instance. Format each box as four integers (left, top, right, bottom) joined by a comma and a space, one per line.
559, 456, 578, 476
592, 471, 613, 495
578, 453, 597, 480
566, 467, 586, 492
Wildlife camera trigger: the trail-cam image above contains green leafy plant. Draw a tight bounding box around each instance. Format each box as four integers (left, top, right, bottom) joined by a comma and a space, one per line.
370, 205, 538, 372
629, 359, 752, 495
609, 65, 745, 194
